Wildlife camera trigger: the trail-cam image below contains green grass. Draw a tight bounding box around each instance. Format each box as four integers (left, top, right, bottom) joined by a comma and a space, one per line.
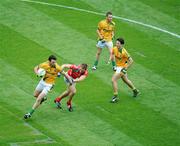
0, 0, 180, 146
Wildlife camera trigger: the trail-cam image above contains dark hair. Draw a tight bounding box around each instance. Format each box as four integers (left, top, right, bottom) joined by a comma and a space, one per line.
106, 11, 112, 17
48, 55, 57, 61
81, 64, 88, 70
116, 38, 125, 45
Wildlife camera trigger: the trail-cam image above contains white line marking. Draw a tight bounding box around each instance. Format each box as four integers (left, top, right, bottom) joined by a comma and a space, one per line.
0, 105, 57, 144
20, 0, 180, 39
10, 138, 55, 146
135, 52, 147, 58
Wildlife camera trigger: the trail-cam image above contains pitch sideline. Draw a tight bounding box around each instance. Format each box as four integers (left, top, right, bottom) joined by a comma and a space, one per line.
20, 0, 180, 39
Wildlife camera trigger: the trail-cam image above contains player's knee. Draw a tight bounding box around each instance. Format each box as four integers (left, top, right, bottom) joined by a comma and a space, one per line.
34, 94, 38, 98
36, 98, 42, 103
112, 77, 116, 83
97, 52, 101, 56
72, 90, 76, 95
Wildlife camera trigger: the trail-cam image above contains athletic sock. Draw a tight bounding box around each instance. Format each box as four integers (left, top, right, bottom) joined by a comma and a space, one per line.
112, 60, 116, 67
29, 109, 35, 115
94, 60, 98, 67
67, 100, 72, 106
55, 97, 62, 102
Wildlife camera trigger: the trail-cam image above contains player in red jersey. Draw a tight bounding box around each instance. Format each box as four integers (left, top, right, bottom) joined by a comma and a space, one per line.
54, 63, 88, 111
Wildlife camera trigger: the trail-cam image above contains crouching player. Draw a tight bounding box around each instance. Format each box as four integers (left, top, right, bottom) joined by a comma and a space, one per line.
111, 38, 140, 103
54, 64, 88, 112
24, 55, 72, 119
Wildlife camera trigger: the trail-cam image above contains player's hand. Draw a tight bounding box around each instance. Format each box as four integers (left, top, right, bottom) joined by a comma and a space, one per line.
121, 68, 127, 74
69, 78, 74, 85
99, 38, 105, 43
57, 72, 61, 78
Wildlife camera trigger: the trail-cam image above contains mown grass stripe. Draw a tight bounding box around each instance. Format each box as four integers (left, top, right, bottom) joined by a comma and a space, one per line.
0, 2, 180, 126
0, 59, 143, 146
1, 1, 180, 146
20, 0, 180, 38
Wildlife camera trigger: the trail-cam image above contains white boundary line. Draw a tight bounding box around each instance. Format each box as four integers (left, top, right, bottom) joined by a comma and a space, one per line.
0, 105, 57, 145
135, 52, 147, 58
20, 0, 180, 39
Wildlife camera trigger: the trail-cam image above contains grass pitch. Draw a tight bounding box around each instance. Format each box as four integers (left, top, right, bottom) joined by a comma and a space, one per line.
0, 0, 180, 146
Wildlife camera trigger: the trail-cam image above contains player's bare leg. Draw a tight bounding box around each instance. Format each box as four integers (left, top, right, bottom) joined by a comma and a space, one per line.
54, 90, 70, 108
92, 47, 102, 70
33, 90, 41, 98
24, 92, 46, 119
67, 84, 76, 111
111, 72, 123, 102
122, 74, 140, 97
107, 47, 112, 65
32, 93, 46, 109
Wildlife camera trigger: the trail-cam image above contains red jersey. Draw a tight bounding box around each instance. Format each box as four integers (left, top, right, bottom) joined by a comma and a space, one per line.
67, 65, 88, 79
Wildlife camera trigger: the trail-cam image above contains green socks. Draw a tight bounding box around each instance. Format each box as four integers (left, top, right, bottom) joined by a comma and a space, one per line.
94, 60, 98, 67
112, 60, 116, 67
29, 109, 35, 115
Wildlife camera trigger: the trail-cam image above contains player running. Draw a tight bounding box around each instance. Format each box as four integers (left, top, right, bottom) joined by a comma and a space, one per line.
110, 38, 140, 102
24, 55, 72, 119
92, 11, 116, 70
54, 64, 88, 112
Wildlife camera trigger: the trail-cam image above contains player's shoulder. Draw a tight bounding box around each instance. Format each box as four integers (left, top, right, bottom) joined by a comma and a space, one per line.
70, 64, 78, 69
99, 19, 106, 24
113, 46, 118, 51
123, 48, 130, 56
55, 63, 62, 71
111, 21, 115, 26
39, 61, 49, 67
123, 47, 128, 52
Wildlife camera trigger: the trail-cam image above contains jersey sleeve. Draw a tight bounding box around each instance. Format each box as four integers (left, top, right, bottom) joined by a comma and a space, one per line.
57, 65, 62, 72
98, 21, 103, 30
70, 65, 77, 69
124, 49, 130, 58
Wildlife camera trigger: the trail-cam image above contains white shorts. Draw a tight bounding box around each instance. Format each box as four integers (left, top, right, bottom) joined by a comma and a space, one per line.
35, 79, 53, 95
64, 76, 76, 86
96, 40, 113, 49
115, 67, 123, 74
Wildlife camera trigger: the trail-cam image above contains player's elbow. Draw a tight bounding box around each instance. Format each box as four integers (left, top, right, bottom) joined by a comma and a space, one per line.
34, 66, 38, 73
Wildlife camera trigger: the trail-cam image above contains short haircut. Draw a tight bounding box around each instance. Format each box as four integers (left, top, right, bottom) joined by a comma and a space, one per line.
106, 11, 112, 17
81, 64, 88, 70
48, 55, 57, 61
116, 38, 125, 45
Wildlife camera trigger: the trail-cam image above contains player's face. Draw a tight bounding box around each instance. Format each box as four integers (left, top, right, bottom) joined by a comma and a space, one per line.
80, 66, 86, 73
49, 59, 56, 67
116, 41, 122, 48
106, 14, 113, 22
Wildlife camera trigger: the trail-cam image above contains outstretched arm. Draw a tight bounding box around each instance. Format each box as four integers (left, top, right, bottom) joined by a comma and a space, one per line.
73, 75, 87, 83
61, 64, 72, 70
60, 70, 73, 85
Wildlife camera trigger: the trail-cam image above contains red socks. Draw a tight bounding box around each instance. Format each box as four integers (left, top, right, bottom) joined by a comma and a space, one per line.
55, 97, 62, 102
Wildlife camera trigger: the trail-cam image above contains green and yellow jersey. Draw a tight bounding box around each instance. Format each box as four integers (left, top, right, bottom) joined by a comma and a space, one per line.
39, 61, 62, 84
98, 19, 115, 42
112, 46, 130, 67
